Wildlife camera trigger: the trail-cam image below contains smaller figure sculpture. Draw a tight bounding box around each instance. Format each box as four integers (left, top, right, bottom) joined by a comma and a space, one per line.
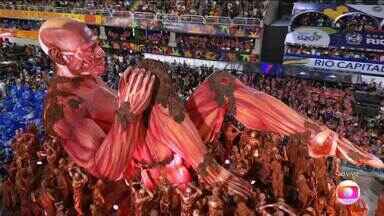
314, 195, 327, 216
2, 178, 18, 209
258, 199, 296, 216
233, 195, 255, 216
55, 201, 66, 216
207, 186, 224, 216
177, 183, 203, 216
296, 174, 314, 208
129, 181, 154, 216
53, 167, 70, 204
314, 158, 328, 195
271, 157, 284, 199
92, 179, 106, 206
91, 179, 107, 215
158, 177, 173, 216
45, 140, 59, 170
69, 166, 88, 216
31, 178, 57, 216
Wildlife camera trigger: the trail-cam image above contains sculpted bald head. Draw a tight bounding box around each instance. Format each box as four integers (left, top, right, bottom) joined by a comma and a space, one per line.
38, 18, 105, 77
39, 17, 95, 54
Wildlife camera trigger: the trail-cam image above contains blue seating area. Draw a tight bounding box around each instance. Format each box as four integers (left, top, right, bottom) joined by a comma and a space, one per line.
0, 84, 45, 164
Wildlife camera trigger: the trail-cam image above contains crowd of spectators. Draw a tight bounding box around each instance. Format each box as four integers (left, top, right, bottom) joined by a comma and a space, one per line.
0, 40, 50, 163
0, 18, 42, 31
137, 0, 269, 18
0, 0, 134, 11
105, 27, 256, 62
291, 12, 383, 32
285, 44, 384, 63
0, 18, 257, 63
176, 33, 255, 62
105, 27, 169, 54
1, 0, 269, 19
291, 12, 333, 31
335, 13, 380, 32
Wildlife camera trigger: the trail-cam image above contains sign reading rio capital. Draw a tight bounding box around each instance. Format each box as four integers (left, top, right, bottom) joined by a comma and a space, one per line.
284, 57, 384, 75
311, 58, 384, 75
367, 38, 384, 45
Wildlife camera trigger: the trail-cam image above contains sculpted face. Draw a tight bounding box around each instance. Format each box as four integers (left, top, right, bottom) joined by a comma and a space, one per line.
39, 18, 105, 76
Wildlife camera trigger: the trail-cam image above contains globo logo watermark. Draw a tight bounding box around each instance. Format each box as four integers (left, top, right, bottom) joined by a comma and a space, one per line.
336, 180, 361, 205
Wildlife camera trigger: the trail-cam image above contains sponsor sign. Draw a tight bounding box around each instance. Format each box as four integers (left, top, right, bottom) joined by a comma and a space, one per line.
285, 28, 330, 47
285, 27, 384, 51
284, 57, 384, 75
331, 32, 384, 50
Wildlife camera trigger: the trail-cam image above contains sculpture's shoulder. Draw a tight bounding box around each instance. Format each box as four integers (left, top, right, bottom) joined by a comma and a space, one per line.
44, 75, 96, 136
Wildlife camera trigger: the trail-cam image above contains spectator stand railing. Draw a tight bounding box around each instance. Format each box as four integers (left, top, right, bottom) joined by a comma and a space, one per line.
0, 3, 264, 28
205, 16, 231, 25
0, 3, 109, 15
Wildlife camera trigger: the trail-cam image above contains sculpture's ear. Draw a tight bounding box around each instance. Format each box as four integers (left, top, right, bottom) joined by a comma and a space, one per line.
39, 28, 74, 66
48, 46, 66, 65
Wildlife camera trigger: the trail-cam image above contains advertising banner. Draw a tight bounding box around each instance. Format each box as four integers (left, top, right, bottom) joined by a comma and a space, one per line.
285, 27, 331, 47
284, 56, 384, 75
0, 9, 105, 25
330, 32, 384, 51
285, 27, 384, 51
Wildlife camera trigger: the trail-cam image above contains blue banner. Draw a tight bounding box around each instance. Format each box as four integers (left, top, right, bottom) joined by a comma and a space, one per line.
330, 32, 384, 51
284, 55, 384, 75
285, 27, 384, 51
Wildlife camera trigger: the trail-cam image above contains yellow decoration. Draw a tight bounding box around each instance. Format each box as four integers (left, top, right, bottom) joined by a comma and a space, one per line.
0, 9, 105, 25
323, 5, 349, 20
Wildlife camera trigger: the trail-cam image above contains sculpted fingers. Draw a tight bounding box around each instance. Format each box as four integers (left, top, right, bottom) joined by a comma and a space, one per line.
118, 67, 133, 103
134, 73, 155, 113
146, 74, 156, 93
132, 69, 146, 94
127, 68, 139, 94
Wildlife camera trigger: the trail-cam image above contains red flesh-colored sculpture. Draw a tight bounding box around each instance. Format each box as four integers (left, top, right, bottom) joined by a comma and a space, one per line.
39, 18, 384, 199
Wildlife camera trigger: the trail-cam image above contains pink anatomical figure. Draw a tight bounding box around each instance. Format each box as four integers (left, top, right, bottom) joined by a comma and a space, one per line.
40, 18, 384, 199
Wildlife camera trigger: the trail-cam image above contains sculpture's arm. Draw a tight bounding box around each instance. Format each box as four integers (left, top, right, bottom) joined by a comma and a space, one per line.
233, 79, 384, 168
186, 79, 227, 144
50, 68, 155, 180
186, 72, 384, 168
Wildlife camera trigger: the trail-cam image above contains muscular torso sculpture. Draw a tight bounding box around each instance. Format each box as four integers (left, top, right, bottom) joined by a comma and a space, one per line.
40, 18, 384, 198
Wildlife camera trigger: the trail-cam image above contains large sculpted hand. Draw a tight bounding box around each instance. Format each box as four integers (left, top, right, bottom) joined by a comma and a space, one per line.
118, 67, 156, 115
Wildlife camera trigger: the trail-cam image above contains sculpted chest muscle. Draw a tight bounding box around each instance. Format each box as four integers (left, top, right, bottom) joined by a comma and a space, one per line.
44, 76, 113, 135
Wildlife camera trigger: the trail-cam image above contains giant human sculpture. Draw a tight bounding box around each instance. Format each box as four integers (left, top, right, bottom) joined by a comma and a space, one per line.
39, 18, 384, 198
